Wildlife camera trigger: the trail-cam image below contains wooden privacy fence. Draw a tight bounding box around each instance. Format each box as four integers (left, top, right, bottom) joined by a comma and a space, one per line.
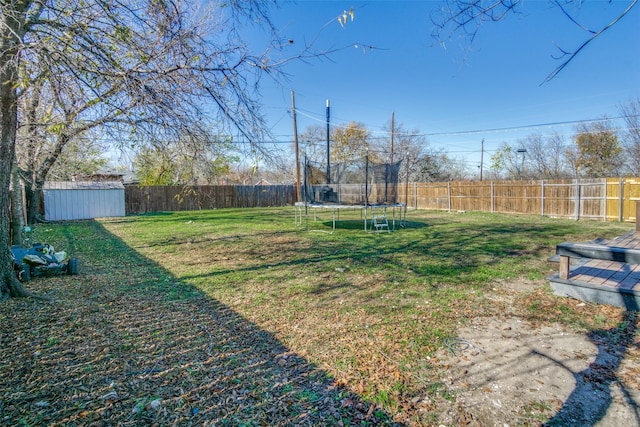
125, 185, 296, 214
398, 178, 640, 222
124, 178, 640, 222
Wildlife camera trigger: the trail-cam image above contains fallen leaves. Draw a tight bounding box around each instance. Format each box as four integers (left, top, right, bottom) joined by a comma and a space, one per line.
0, 263, 399, 426
4, 211, 639, 427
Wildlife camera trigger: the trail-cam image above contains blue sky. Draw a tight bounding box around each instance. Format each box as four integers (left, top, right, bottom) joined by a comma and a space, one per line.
251, 1, 640, 173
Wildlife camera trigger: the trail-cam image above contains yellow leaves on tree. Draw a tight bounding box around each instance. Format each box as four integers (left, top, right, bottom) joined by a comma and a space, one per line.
337, 7, 355, 28
573, 121, 622, 178
330, 121, 372, 164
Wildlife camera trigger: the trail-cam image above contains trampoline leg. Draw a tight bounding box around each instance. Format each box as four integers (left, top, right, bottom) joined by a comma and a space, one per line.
332, 209, 336, 233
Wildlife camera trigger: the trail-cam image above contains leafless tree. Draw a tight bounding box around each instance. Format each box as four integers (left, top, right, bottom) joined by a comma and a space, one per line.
379, 122, 425, 183
0, 0, 329, 300
519, 132, 571, 179
298, 124, 328, 170
431, 0, 638, 83
619, 97, 640, 175
490, 142, 528, 180
1, 0, 33, 299
12, 0, 287, 223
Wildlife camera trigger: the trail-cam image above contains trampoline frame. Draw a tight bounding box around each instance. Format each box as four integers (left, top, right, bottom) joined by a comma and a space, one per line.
295, 202, 406, 234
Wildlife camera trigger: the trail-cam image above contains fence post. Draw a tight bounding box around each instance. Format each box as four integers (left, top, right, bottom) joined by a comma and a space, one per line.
619, 178, 624, 222
541, 180, 545, 217
603, 179, 607, 222
574, 180, 580, 220
491, 181, 494, 213
447, 182, 451, 212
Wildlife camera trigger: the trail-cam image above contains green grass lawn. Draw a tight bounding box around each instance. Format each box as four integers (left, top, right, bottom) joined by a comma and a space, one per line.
21, 207, 636, 424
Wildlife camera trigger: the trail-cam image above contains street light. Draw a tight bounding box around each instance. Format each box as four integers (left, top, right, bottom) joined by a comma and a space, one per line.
516, 148, 527, 179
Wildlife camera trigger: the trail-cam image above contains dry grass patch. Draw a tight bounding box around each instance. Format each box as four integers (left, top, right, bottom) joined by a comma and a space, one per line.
2, 208, 638, 426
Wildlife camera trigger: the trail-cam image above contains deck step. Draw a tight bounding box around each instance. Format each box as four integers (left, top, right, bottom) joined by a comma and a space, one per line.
549, 256, 640, 310
556, 241, 640, 264
549, 273, 640, 310
549, 231, 640, 310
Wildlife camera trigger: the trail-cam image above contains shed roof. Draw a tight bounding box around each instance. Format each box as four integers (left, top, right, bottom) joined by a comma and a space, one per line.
43, 181, 125, 190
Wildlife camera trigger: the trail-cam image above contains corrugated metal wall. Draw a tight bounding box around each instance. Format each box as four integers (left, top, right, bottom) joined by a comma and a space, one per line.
43, 182, 125, 220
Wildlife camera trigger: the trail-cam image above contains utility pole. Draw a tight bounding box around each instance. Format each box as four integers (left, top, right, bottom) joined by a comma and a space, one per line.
291, 90, 300, 201
480, 138, 484, 181
390, 112, 395, 164
326, 99, 330, 184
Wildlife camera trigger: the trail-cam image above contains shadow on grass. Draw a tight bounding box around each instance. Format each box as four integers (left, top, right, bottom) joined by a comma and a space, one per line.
172, 220, 555, 288
542, 298, 639, 426
534, 233, 640, 426
0, 220, 403, 426
32, 210, 631, 424
310, 220, 429, 232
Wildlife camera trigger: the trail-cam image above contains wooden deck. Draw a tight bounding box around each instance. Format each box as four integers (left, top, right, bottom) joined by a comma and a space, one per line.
599, 232, 640, 249
549, 232, 640, 310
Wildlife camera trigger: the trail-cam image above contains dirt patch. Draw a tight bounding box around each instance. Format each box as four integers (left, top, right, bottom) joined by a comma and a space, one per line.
433, 295, 640, 426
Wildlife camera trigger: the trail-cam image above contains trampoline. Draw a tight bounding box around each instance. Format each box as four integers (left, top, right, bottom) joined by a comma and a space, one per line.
295, 202, 404, 233
295, 155, 407, 233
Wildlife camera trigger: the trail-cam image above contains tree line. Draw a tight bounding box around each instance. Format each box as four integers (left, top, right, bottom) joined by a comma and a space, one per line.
489, 100, 640, 180
18, 101, 640, 191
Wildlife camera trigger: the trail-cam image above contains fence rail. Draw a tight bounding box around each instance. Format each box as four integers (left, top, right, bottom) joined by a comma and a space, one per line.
396, 178, 640, 222
125, 185, 297, 214
124, 178, 640, 222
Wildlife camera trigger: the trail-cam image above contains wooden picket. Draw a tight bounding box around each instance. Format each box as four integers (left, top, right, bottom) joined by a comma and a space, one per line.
124, 178, 640, 222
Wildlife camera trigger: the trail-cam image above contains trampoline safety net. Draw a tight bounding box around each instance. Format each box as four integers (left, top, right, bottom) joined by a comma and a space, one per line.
302, 156, 402, 205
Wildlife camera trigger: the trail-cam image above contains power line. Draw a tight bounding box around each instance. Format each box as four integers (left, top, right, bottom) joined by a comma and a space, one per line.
424, 115, 638, 137
291, 108, 638, 138
66, 114, 640, 149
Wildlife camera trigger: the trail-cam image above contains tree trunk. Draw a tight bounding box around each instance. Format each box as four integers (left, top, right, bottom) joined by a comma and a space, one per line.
25, 179, 43, 225
1, 1, 33, 301
1, 76, 29, 300
11, 161, 26, 246
24, 132, 70, 224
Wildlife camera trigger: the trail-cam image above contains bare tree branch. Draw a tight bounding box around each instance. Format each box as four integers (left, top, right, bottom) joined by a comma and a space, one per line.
431, 0, 638, 84
542, 0, 638, 84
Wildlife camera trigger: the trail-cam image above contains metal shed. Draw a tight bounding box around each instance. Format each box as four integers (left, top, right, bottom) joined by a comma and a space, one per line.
43, 181, 126, 220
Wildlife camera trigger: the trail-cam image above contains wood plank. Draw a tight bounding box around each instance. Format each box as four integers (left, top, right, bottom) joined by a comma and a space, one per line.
571, 260, 609, 282
603, 268, 633, 287
559, 255, 570, 279
550, 232, 640, 309
557, 241, 640, 264
619, 264, 640, 290
568, 260, 627, 286
589, 261, 620, 285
